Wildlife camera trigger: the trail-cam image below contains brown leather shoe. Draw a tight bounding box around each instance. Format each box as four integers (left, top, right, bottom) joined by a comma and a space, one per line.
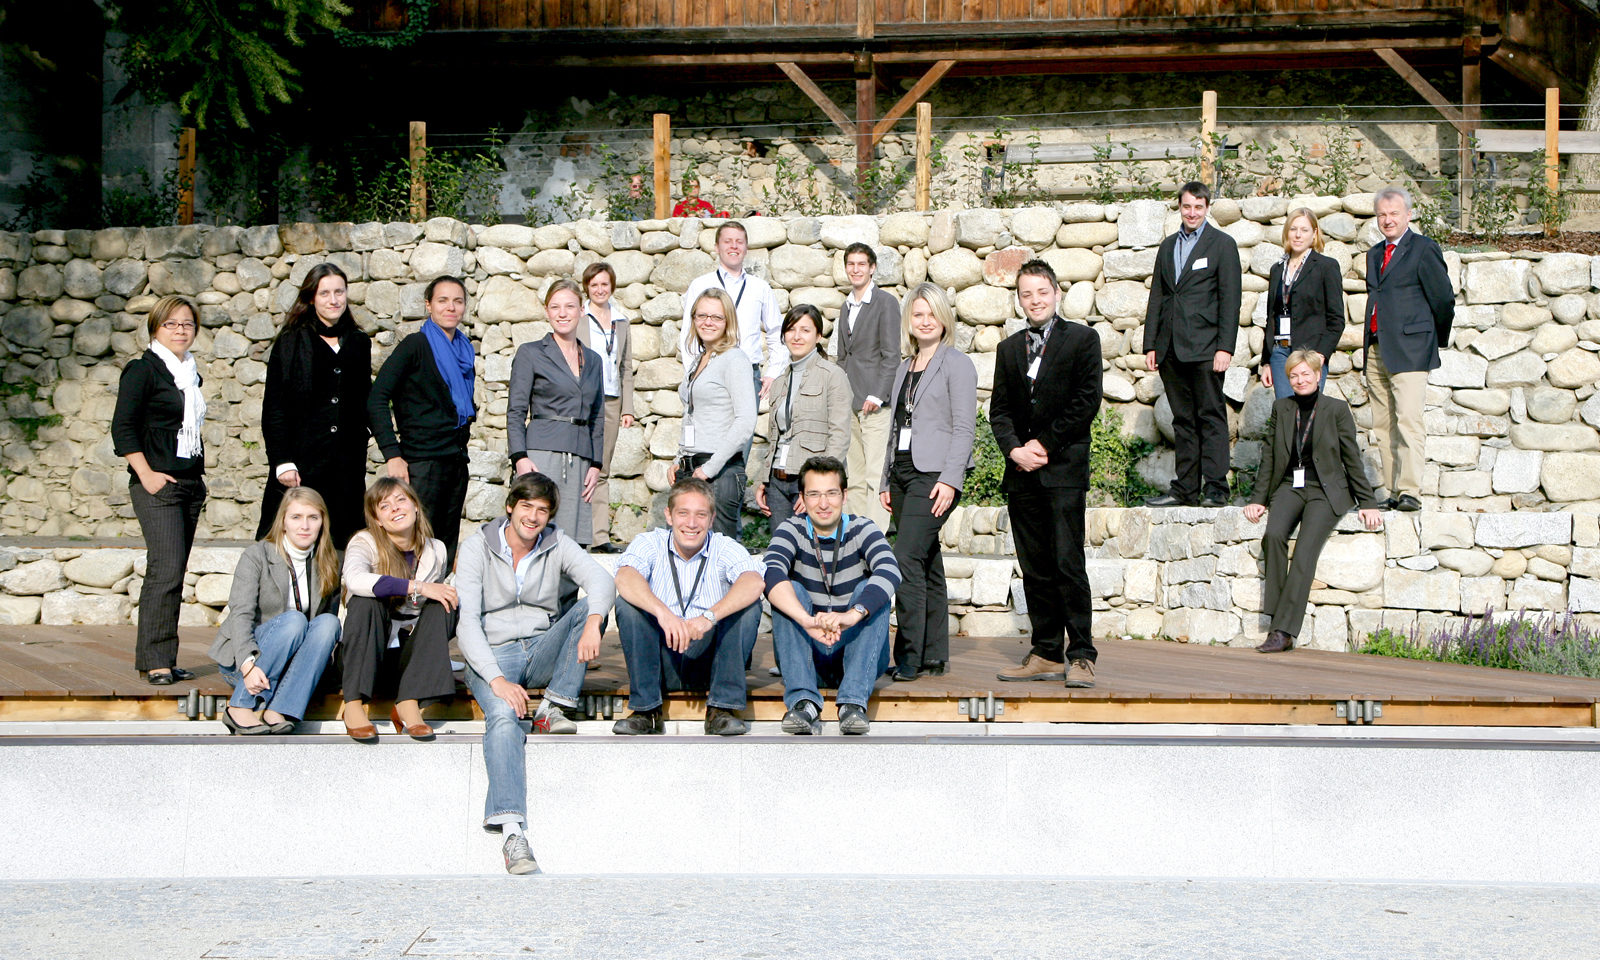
390, 707, 436, 741
997, 653, 1066, 682
342, 703, 378, 742
1256, 630, 1295, 654
1063, 659, 1096, 688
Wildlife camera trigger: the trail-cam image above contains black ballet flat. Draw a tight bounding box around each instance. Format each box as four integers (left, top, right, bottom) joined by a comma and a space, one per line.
220, 708, 270, 736
146, 671, 176, 686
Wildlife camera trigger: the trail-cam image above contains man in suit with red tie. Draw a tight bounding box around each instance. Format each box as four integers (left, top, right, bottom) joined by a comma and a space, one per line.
1142, 182, 1243, 509
1365, 186, 1454, 512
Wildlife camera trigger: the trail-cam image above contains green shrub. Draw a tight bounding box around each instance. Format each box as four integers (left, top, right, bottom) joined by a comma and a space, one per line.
963, 409, 1008, 506
1089, 405, 1163, 508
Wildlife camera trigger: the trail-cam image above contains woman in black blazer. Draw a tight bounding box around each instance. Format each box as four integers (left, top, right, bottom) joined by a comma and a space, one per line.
259, 263, 373, 546
1262, 208, 1345, 400
1245, 350, 1382, 653
878, 282, 977, 681
112, 295, 209, 684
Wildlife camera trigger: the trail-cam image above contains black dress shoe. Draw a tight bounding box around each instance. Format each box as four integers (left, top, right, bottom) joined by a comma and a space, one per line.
1145, 493, 1195, 508
1200, 494, 1228, 508
892, 663, 919, 682
613, 709, 664, 735
589, 543, 620, 554
704, 707, 748, 736
1395, 494, 1421, 512
920, 661, 947, 677
146, 670, 176, 686
169, 667, 196, 682
1255, 630, 1295, 654
1378, 497, 1397, 510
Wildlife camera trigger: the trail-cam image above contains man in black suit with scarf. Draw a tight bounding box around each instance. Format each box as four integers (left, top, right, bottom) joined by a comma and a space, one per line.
991, 260, 1104, 688
1142, 181, 1242, 508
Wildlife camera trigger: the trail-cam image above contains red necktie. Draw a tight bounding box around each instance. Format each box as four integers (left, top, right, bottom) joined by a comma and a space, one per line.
1369, 242, 1396, 334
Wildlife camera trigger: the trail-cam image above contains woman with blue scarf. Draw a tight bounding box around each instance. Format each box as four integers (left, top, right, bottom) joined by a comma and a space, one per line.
369, 275, 478, 567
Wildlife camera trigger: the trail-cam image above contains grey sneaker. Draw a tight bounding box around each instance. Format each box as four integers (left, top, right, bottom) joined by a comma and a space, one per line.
502, 833, 540, 875
781, 699, 822, 736
837, 703, 870, 735
532, 700, 577, 735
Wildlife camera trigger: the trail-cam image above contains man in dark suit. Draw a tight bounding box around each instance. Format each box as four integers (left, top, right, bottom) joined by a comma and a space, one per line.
1364, 186, 1454, 512
991, 260, 1104, 688
836, 242, 901, 530
1142, 181, 1242, 508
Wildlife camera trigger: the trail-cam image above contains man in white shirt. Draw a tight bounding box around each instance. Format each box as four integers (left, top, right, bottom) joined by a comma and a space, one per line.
612, 477, 766, 737
836, 242, 900, 529
681, 221, 782, 400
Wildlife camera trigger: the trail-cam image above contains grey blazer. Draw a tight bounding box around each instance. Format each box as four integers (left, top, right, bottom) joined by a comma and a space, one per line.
208, 539, 340, 670
836, 286, 902, 410
880, 343, 979, 492
758, 353, 852, 484
576, 303, 635, 420
507, 335, 606, 465
679, 346, 757, 476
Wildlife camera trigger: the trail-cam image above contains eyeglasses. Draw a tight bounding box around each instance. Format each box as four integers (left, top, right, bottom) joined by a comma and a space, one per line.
692, 313, 726, 323
160, 321, 197, 332
802, 490, 845, 502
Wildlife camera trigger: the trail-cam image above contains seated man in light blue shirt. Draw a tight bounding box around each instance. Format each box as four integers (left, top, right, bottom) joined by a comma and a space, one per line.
612, 477, 765, 737
456, 472, 615, 876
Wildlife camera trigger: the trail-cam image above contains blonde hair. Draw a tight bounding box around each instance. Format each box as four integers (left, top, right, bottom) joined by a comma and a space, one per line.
265, 486, 340, 606
899, 282, 957, 357
683, 288, 740, 358
356, 477, 435, 582
1285, 348, 1324, 376
1281, 208, 1326, 255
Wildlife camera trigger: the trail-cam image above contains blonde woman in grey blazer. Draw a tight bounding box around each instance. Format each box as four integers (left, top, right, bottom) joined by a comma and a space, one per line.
209, 487, 342, 735
878, 282, 978, 681
755, 304, 852, 534
673, 288, 757, 538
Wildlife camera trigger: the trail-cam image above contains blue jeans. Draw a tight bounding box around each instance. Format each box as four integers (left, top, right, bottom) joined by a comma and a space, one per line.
1267, 343, 1328, 400
615, 597, 759, 712
769, 581, 890, 711
218, 611, 340, 721
463, 597, 590, 826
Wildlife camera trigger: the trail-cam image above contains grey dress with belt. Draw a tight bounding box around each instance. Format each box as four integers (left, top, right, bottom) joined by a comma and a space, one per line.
507, 335, 606, 546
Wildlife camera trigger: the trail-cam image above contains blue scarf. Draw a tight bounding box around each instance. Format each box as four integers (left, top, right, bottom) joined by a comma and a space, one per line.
422, 318, 476, 428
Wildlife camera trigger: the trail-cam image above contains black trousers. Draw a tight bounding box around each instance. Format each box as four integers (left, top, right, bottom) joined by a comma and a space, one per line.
888, 458, 955, 670
408, 454, 470, 571
1261, 481, 1341, 639
1008, 482, 1095, 664
1160, 356, 1230, 501
130, 476, 206, 672
338, 595, 458, 704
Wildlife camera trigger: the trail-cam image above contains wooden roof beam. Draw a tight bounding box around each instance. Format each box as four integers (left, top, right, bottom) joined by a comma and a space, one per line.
872, 59, 956, 145
776, 61, 855, 138
1374, 47, 1469, 136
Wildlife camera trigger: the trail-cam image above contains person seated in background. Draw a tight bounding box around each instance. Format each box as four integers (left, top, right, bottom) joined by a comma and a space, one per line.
672, 176, 718, 218
1246, 350, 1383, 654
338, 478, 457, 743
611, 477, 766, 737
210, 486, 342, 736
763, 456, 901, 736
455, 472, 615, 876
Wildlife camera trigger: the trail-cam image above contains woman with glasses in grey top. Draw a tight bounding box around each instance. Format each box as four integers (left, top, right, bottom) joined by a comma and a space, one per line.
672, 288, 757, 539
755, 304, 851, 536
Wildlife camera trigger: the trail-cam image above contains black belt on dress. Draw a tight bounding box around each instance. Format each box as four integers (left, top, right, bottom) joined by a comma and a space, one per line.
532, 414, 590, 427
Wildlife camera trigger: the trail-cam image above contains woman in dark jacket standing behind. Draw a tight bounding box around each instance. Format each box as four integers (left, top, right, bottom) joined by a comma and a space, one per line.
1246, 350, 1382, 653
259, 262, 373, 546
878, 282, 977, 681
508, 279, 605, 546
1262, 208, 1344, 399
112, 294, 209, 684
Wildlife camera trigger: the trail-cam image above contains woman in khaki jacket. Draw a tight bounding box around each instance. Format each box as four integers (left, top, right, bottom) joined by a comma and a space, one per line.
754, 304, 852, 534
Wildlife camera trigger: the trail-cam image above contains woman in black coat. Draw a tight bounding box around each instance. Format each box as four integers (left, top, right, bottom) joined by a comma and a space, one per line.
1262, 208, 1345, 400
112, 295, 209, 684
259, 263, 373, 546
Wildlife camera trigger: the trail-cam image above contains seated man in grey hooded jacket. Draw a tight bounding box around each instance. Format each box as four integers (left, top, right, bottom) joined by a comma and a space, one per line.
456, 471, 616, 876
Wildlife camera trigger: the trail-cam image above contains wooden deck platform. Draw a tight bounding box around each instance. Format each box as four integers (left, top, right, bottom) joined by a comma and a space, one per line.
2, 625, 1598, 727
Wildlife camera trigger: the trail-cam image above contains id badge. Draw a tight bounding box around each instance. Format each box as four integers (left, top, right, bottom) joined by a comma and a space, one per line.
898, 428, 912, 451
1293, 468, 1305, 489
1193, 257, 1208, 270
1278, 316, 1292, 337
682, 424, 695, 448
774, 442, 790, 469
1027, 356, 1041, 380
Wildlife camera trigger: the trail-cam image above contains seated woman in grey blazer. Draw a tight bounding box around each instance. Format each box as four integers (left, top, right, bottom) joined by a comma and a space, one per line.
755, 304, 851, 534
671, 288, 757, 539
878, 282, 978, 681
1246, 350, 1382, 653
209, 486, 342, 735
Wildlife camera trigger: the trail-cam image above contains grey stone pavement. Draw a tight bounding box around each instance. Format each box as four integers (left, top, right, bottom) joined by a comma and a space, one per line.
3, 877, 1599, 959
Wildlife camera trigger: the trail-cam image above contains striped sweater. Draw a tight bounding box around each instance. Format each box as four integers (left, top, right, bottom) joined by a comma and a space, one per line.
762, 515, 901, 615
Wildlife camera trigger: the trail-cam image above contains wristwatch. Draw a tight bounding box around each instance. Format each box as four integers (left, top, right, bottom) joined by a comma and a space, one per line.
702, 608, 718, 625
851, 604, 868, 618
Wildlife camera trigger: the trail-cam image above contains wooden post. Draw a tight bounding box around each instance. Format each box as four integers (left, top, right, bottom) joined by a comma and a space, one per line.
653, 113, 671, 220
855, 52, 876, 210
176, 127, 196, 225
1545, 87, 1560, 235
916, 101, 932, 211
1461, 32, 1482, 231
1200, 90, 1217, 188
408, 121, 427, 221
856, 0, 875, 39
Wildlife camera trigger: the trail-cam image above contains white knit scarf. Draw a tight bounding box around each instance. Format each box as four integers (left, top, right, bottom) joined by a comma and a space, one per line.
149, 340, 206, 458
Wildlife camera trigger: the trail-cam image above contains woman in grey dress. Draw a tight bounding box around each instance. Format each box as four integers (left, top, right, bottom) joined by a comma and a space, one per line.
671, 288, 757, 539
508, 279, 606, 546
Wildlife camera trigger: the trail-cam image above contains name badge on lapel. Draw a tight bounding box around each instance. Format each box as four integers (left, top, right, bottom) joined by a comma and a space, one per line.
1027, 356, 1041, 380
1193, 257, 1208, 270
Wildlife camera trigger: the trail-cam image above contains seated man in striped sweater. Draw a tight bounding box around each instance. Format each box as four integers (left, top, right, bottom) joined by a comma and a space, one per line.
763, 455, 902, 735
